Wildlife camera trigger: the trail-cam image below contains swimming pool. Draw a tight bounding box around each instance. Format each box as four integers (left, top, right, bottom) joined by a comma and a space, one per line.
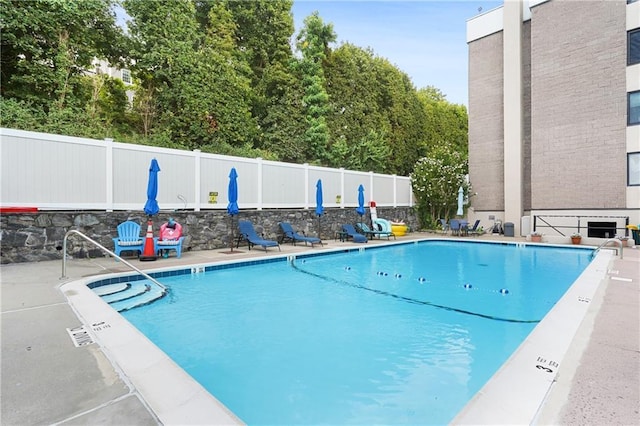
109, 240, 592, 424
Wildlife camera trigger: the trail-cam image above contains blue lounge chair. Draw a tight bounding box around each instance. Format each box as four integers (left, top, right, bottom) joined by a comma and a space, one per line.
467, 219, 482, 237
112, 221, 144, 258
238, 220, 281, 252
279, 222, 323, 247
342, 224, 368, 243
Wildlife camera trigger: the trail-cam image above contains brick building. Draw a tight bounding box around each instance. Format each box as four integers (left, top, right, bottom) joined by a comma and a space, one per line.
466, 0, 639, 240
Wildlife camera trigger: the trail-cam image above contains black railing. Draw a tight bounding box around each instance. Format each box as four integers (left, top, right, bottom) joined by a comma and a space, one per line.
533, 215, 630, 238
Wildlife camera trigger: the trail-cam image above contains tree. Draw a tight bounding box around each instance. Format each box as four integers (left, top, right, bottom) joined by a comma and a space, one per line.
417, 86, 468, 155
124, 0, 200, 144
1, 0, 125, 110
131, 74, 157, 138
196, 1, 258, 151
324, 43, 426, 174
253, 61, 307, 163
1, 0, 469, 178
296, 12, 336, 164
328, 130, 391, 172
223, 0, 294, 83
374, 58, 427, 175
84, 74, 129, 132
324, 44, 390, 170
410, 144, 470, 229
124, 0, 257, 151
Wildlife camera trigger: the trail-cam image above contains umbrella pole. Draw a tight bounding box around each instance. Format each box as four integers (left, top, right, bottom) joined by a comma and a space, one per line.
229, 215, 234, 252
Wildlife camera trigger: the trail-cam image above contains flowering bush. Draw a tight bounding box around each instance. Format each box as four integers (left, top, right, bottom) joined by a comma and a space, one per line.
410, 145, 469, 229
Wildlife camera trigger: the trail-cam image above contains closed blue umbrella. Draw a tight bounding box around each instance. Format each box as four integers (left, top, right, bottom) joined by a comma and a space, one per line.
227, 167, 239, 216
356, 184, 365, 217
315, 179, 324, 238
315, 179, 324, 216
141, 158, 160, 261
456, 186, 464, 216
227, 168, 239, 252
143, 158, 160, 217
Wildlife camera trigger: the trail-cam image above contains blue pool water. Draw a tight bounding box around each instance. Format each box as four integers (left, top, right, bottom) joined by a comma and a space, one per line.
121, 241, 592, 424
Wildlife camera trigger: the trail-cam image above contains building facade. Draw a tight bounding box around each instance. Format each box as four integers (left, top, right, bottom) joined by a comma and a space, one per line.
467, 0, 639, 241
88, 59, 135, 104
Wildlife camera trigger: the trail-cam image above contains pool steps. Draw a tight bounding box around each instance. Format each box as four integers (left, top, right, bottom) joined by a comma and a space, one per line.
93, 282, 130, 296
92, 281, 166, 312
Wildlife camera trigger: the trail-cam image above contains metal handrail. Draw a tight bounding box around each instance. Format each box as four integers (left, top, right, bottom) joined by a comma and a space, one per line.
533, 214, 629, 238
60, 230, 167, 293
593, 238, 624, 259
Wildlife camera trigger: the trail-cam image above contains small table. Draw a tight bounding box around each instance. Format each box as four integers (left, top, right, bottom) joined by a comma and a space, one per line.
335, 231, 348, 242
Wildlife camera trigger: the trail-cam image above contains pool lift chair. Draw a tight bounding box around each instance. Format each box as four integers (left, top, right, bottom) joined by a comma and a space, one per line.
237, 220, 281, 252
372, 218, 397, 239
279, 222, 323, 247
356, 221, 394, 240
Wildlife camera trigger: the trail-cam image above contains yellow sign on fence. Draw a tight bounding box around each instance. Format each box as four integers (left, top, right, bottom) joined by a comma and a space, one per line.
209, 191, 218, 204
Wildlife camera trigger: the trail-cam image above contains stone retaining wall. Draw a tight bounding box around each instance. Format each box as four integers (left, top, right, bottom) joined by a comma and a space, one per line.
0, 208, 417, 264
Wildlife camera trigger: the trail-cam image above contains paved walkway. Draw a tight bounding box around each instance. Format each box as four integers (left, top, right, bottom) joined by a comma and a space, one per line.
1, 233, 638, 425
536, 240, 640, 425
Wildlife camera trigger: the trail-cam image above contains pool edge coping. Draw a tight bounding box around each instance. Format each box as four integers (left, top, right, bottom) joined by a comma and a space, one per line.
61, 276, 245, 425
451, 247, 614, 424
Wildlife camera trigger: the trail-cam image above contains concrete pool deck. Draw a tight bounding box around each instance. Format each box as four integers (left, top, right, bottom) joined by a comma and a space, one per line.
1, 233, 638, 425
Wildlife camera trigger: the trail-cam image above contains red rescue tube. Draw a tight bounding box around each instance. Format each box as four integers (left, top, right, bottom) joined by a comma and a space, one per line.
0, 207, 38, 213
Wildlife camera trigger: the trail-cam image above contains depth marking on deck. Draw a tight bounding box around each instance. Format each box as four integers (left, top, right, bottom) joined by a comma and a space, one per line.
535, 355, 559, 374
91, 321, 112, 332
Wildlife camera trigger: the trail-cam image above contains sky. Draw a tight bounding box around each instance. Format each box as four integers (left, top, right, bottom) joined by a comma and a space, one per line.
292, 0, 503, 106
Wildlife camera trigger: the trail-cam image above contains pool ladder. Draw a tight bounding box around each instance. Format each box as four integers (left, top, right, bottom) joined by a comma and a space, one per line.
592, 238, 624, 259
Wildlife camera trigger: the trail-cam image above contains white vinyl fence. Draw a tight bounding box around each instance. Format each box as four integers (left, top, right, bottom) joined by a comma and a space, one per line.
0, 128, 413, 212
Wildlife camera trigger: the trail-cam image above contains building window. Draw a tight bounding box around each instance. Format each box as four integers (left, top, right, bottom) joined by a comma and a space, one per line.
629, 29, 640, 65
629, 152, 640, 186
630, 91, 640, 125
628, 0, 638, 4
121, 69, 132, 85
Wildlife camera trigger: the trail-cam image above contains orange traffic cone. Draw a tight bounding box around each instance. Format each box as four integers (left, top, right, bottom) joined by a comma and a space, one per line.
139, 219, 157, 261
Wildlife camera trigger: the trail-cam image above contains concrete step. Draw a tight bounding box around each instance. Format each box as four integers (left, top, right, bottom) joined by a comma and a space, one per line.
100, 281, 151, 304
108, 283, 166, 312
93, 282, 130, 296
